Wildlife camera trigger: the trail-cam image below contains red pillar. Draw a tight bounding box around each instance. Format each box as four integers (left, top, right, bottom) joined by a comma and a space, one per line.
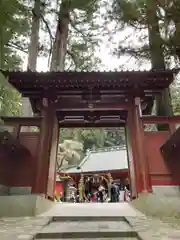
46, 116, 59, 200
128, 97, 152, 194
33, 98, 56, 194
126, 113, 138, 198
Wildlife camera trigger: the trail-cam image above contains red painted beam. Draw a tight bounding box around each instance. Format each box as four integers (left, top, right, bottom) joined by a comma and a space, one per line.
59, 121, 125, 128
57, 110, 127, 121
142, 115, 180, 124
56, 102, 130, 111
55, 102, 131, 111
1, 116, 42, 126
16, 89, 165, 98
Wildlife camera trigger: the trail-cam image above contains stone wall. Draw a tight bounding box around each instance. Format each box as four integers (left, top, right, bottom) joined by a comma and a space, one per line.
152, 186, 180, 197
0, 195, 54, 217
0, 184, 31, 196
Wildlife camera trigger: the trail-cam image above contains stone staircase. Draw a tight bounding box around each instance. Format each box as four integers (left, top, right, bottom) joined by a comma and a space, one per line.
35, 216, 140, 239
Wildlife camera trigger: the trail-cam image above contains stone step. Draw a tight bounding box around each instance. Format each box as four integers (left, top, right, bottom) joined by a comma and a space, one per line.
35, 221, 138, 239
36, 232, 138, 239
37, 238, 138, 240
52, 216, 126, 222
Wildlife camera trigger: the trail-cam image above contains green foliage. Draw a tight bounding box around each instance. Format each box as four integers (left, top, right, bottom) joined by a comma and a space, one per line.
0, 87, 21, 116
60, 128, 126, 153
0, 0, 29, 60
0, 0, 30, 117
171, 80, 180, 116
70, 0, 99, 20
41, 0, 102, 71
107, 0, 180, 118
58, 127, 126, 170
57, 139, 84, 169
108, 0, 180, 67
107, 0, 150, 63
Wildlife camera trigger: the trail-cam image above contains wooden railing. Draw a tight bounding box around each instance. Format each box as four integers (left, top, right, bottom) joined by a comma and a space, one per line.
1, 117, 42, 139
141, 115, 180, 133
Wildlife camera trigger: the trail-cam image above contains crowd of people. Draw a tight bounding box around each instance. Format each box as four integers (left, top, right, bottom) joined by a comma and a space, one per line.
67, 177, 130, 203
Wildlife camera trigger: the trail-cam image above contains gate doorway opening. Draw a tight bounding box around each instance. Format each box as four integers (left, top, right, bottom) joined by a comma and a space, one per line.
56, 127, 131, 202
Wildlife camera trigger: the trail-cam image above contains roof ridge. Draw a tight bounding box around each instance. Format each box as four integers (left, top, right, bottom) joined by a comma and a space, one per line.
77, 151, 91, 169
89, 145, 126, 153
63, 146, 128, 174
2, 68, 179, 73
59, 164, 77, 171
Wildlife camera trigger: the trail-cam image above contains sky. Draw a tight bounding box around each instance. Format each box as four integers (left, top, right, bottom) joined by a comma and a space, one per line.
22, 30, 151, 72
23, 47, 143, 72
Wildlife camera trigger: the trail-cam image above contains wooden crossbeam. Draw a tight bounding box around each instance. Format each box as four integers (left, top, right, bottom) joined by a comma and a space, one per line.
1, 117, 42, 126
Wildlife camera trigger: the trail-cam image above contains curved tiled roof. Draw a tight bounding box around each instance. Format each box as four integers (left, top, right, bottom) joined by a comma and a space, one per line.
63, 146, 128, 174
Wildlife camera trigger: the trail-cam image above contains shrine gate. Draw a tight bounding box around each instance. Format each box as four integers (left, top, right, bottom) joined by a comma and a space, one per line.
0, 69, 180, 200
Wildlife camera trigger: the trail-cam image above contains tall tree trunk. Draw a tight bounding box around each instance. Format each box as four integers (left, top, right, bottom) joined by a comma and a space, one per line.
169, 1, 180, 61
0, 28, 4, 69
173, 23, 180, 60
50, 0, 70, 71
51, 0, 70, 170
21, 0, 41, 117
146, 0, 173, 130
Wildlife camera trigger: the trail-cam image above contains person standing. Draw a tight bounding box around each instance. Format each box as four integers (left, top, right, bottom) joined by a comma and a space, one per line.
124, 177, 131, 201
98, 183, 105, 203
119, 181, 125, 202
114, 182, 120, 202
110, 182, 116, 202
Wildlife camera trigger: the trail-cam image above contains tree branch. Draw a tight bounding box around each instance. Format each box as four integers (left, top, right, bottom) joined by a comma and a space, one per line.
6, 42, 28, 54
40, 13, 54, 67
69, 18, 90, 42
56, 153, 66, 171
114, 45, 151, 59
66, 50, 78, 68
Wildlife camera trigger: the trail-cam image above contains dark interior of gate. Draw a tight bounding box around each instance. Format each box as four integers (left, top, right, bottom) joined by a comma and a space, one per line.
0, 69, 180, 199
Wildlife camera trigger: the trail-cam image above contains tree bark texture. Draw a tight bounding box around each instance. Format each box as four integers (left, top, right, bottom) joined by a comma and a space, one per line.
21, 0, 41, 117
146, 0, 173, 130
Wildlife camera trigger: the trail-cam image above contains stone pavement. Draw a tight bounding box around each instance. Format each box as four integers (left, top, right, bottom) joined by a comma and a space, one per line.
0, 203, 180, 239
0, 216, 51, 239
127, 216, 180, 239
40, 202, 143, 217
39, 203, 180, 239
35, 215, 180, 240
